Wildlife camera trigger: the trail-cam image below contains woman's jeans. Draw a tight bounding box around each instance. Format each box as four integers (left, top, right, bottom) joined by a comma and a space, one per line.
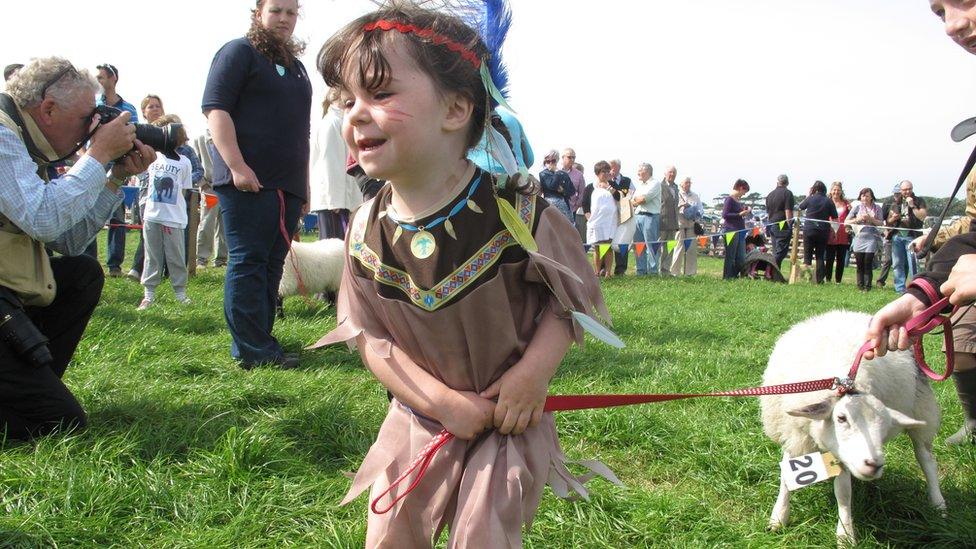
215, 185, 303, 365
723, 231, 746, 279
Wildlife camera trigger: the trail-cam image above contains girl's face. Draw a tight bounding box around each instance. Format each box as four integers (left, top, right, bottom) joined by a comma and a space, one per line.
860, 192, 874, 205
931, 1, 976, 55
143, 98, 163, 123
259, 0, 299, 41
340, 42, 461, 184
596, 168, 611, 183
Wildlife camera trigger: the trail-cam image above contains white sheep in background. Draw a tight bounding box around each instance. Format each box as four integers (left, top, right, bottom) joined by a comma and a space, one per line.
760, 310, 945, 545
279, 238, 345, 300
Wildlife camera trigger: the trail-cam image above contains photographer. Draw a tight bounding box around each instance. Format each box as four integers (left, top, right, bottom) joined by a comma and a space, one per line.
885, 180, 927, 293
0, 57, 153, 440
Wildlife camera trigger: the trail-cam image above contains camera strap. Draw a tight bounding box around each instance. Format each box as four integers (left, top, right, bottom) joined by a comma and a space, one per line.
0, 93, 49, 173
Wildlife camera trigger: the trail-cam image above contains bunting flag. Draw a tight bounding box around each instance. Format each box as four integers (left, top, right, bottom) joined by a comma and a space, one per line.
666, 240, 676, 253
683, 239, 692, 251
752, 226, 760, 237
778, 220, 786, 230
634, 242, 646, 257
651, 242, 662, 254
698, 236, 708, 247
599, 244, 611, 259
618, 243, 629, 256
725, 232, 735, 245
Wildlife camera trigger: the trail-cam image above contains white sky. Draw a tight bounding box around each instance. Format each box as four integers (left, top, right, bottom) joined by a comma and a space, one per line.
4, 0, 975, 201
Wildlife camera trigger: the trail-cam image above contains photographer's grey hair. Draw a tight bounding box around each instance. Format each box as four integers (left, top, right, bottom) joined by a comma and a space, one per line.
5, 57, 98, 109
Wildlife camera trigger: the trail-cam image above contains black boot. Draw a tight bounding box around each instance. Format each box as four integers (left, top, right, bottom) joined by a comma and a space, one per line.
947, 369, 976, 445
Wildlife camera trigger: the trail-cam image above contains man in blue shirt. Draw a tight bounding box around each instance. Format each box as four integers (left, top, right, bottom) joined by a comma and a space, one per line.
96, 63, 138, 277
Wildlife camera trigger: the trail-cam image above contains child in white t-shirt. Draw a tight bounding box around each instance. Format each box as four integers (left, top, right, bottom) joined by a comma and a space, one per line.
138, 115, 192, 310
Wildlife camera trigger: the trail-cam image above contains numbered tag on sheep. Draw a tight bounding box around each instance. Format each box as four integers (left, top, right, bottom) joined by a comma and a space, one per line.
779, 451, 842, 491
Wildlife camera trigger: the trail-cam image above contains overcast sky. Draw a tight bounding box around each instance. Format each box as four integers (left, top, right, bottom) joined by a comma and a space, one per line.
4, 0, 975, 201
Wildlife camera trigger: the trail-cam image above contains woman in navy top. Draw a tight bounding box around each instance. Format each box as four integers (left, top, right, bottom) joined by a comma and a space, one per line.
722, 179, 751, 279
202, 0, 312, 369
797, 180, 839, 284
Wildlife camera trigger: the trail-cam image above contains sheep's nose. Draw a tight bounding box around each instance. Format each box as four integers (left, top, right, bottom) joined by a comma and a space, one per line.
863, 459, 884, 475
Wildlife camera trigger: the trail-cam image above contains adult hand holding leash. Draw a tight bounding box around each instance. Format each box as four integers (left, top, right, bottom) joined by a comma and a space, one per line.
940, 254, 976, 306
864, 293, 928, 360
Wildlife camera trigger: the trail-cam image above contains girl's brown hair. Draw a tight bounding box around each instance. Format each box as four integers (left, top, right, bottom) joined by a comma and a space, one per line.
858, 187, 876, 202
317, 4, 489, 150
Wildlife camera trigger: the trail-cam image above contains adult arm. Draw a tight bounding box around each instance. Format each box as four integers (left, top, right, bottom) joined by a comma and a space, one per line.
179, 145, 205, 186
786, 191, 795, 221
0, 116, 148, 246
205, 110, 261, 193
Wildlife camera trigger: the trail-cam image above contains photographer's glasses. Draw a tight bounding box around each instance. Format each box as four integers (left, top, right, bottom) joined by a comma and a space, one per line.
40, 64, 79, 99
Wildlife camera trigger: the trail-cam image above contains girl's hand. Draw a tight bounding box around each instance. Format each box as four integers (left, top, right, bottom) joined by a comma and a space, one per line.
480, 362, 549, 436
438, 390, 495, 440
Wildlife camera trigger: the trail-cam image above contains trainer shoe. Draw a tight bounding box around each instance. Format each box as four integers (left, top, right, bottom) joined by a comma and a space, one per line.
126, 269, 141, 282
108, 268, 123, 278
176, 295, 192, 305
136, 298, 153, 311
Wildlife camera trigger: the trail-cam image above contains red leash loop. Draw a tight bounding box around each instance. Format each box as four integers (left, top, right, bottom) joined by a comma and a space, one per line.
370, 300, 958, 514
370, 429, 454, 514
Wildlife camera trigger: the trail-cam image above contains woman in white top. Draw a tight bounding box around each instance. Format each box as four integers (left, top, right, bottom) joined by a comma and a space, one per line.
586, 160, 618, 278
309, 88, 363, 240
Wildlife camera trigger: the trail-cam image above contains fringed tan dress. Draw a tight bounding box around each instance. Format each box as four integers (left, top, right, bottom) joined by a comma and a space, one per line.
313, 165, 617, 548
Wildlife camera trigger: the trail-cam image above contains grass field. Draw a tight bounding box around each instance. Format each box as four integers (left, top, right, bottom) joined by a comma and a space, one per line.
1, 234, 974, 548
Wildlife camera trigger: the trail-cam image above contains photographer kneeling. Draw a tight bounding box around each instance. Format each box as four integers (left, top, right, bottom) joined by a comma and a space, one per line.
0, 57, 153, 440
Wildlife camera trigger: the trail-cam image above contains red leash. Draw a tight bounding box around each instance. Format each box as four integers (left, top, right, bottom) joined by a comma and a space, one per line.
275, 190, 316, 307
370, 298, 956, 515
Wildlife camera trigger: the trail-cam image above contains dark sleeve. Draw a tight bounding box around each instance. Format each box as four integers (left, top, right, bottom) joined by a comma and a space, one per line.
539, 171, 558, 194
558, 172, 575, 197
908, 232, 976, 305
202, 39, 251, 114
798, 197, 809, 210
787, 190, 795, 210
722, 197, 734, 221
582, 185, 594, 214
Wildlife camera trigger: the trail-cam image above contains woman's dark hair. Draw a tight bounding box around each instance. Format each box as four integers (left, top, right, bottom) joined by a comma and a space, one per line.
317, 4, 489, 151
733, 178, 750, 192
593, 160, 611, 176
858, 187, 875, 201
248, 1, 307, 67
810, 180, 827, 195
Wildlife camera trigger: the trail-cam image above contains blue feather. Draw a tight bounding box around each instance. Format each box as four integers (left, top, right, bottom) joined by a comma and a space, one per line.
456, 0, 512, 103
482, 0, 511, 101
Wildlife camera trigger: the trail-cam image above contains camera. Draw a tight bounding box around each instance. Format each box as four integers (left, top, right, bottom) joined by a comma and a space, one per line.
0, 286, 53, 368
93, 104, 183, 160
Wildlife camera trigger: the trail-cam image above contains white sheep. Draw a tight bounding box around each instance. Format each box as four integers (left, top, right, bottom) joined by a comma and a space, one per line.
279, 238, 345, 300
760, 310, 945, 544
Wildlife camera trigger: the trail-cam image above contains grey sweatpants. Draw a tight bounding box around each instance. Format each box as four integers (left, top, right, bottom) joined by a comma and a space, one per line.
141, 221, 187, 295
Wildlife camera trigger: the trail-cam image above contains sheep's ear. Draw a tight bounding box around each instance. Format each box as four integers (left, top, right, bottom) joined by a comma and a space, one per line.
787, 398, 836, 420
887, 407, 925, 428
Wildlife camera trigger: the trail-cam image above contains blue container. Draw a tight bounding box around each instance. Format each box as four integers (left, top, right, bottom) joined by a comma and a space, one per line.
121, 186, 139, 209
303, 214, 318, 233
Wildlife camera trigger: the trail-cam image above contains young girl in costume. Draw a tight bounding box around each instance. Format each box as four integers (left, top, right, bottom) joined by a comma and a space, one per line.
313, 2, 616, 546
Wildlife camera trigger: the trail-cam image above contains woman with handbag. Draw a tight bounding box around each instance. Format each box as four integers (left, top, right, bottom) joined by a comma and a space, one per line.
671, 176, 702, 276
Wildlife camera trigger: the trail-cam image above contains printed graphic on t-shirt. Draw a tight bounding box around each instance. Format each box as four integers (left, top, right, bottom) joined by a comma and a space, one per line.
151, 174, 178, 204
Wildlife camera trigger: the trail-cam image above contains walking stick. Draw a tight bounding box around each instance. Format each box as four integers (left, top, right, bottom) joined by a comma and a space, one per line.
788, 218, 801, 284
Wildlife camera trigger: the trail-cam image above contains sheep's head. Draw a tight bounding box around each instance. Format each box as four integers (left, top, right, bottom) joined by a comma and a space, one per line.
787, 394, 925, 481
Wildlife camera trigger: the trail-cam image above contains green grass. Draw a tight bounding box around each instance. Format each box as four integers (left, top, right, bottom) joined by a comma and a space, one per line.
1, 233, 974, 548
